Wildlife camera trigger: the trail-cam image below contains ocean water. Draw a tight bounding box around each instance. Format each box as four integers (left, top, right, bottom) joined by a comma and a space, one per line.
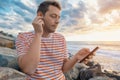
67, 41, 120, 60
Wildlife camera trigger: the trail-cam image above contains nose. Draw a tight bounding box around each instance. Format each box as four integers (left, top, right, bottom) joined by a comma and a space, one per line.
55, 18, 59, 24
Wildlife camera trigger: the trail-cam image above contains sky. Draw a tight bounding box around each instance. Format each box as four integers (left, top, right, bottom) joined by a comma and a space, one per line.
0, 0, 120, 41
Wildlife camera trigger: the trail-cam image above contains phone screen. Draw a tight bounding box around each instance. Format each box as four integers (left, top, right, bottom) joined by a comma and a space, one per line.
79, 46, 99, 63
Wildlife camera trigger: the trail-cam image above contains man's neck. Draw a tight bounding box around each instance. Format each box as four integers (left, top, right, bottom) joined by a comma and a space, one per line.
42, 32, 51, 38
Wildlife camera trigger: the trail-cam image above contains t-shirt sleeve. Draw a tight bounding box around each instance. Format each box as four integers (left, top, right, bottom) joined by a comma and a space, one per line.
15, 33, 29, 56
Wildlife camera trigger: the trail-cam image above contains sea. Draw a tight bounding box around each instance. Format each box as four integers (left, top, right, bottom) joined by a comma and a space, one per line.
66, 41, 120, 60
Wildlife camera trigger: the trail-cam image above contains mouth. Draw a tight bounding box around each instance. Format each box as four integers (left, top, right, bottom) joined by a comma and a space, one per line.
52, 25, 57, 29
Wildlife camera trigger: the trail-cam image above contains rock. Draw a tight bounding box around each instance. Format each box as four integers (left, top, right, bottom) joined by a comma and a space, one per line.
64, 60, 120, 80
0, 47, 20, 71
89, 76, 117, 80
104, 70, 120, 80
64, 63, 89, 80
0, 54, 20, 71
78, 63, 104, 80
0, 47, 26, 80
0, 67, 27, 80
0, 31, 15, 49
0, 47, 17, 56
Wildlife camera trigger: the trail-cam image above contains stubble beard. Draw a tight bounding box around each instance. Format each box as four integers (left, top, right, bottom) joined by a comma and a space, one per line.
44, 25, 56, 33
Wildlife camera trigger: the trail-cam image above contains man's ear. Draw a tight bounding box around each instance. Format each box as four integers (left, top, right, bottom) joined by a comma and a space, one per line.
37, 12, 43, 17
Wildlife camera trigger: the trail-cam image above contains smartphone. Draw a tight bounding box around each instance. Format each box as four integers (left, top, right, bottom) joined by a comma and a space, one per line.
79, 46, 99, 63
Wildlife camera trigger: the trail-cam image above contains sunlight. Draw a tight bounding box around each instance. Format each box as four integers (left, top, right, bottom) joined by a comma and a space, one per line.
66, 29, 120, 41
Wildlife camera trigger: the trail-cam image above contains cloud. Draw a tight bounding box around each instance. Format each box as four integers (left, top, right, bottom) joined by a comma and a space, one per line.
0, 0, 12, 16
0, 0, 37, 36
0, 0, 87, 34
13, 1, 35, 14
0, 0, 53, 37
83, 0, 120, 32
89, 13, 105, 24
98, 0, 120, 14
59, 0, 87, 32
0, 0, 120, 41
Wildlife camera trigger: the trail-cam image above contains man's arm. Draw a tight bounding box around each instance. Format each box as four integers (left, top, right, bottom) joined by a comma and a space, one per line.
62, 48, 90, 73
18, 33, 41, 74
17, 16, 44, 74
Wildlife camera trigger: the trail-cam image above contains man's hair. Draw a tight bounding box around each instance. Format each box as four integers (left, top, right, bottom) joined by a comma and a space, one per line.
37, 0, 61, 15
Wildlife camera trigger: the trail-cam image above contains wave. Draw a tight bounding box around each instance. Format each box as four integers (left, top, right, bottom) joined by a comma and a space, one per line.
67, 41, 120, 60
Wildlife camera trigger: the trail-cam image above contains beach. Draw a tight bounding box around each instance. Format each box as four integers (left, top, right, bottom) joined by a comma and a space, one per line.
93, 54, 120, 72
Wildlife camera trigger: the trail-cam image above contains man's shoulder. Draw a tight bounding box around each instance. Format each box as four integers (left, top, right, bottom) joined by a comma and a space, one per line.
18, 32, 34, 36
17, 32, 34, 39
18, 31, 33, 35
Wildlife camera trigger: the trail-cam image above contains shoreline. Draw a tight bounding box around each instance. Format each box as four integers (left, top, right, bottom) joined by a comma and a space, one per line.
93, 54, 120, 72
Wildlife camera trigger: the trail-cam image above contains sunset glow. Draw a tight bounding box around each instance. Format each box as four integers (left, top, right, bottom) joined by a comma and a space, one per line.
0, 0, 120, 41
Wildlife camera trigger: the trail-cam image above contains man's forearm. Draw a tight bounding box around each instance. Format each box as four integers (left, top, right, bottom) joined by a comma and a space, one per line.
18, 34, 41, 74
62, 56, 78, 73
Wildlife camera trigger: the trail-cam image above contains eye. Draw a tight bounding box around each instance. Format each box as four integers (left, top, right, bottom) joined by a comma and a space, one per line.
51, 14, 57, 18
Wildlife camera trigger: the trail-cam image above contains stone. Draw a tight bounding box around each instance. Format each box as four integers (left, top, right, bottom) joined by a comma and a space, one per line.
64, 63, 89, 80
0, 54, 20, 71
89, 76, 117, 80
0, 67, 27, 80
104, 70, 120, 80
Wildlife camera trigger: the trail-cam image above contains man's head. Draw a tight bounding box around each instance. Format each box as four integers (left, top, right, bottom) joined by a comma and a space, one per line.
37, 0, 61, 33
37, 0, 61, 15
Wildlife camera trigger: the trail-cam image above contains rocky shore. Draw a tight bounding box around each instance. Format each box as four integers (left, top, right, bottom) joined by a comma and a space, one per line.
93, 54, 120, 72
0, 47, 120, 80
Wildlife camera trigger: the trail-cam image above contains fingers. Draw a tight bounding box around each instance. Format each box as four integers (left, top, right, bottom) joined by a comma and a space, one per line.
92, 52, 96, 56
76, 48, 90, 63
87, 52, 96, 59
82, 52, 96, 64
36, 19, 43, 25
78, 48, 90, 55
78, 47, 99, 63
32, 16, 44, 34
32, 16, 43, 25
34, 16, 43, 22
83, 48, 90, 53
83, 58, 89, 64
33, 16, 44, 25
88, 55, 93, 59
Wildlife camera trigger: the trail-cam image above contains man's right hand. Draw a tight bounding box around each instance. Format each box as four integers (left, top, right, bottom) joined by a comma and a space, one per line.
32, 16, 44, 35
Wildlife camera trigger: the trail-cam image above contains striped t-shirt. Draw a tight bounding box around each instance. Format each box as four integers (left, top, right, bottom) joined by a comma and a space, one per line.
15, 32, 68, 80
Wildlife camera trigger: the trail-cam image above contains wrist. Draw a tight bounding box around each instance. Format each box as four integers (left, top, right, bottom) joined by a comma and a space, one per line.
35, 33, 42, 36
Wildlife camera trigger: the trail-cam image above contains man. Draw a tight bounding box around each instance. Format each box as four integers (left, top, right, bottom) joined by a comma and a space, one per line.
16, 0, 94, 80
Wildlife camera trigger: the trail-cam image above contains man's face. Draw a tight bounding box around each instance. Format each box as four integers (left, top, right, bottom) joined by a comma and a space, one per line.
43, 5, 61, 33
